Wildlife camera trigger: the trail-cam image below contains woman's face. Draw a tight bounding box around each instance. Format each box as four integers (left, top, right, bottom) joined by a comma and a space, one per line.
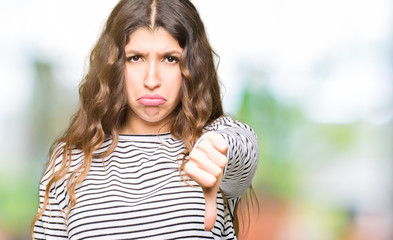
122, 27, 183, 134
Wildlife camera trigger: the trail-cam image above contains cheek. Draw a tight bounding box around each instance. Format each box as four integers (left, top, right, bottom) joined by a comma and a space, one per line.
176, 75, 182, 94
124, 69, 138, 101
171, 71, 183, 99
167, 67, 182, 86
159, 66, 182, 95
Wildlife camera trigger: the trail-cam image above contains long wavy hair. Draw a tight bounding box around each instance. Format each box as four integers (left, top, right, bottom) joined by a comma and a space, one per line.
32, 0, 252, 237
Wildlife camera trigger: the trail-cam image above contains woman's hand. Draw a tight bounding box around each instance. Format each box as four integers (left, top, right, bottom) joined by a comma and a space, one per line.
184, 132, 228, 231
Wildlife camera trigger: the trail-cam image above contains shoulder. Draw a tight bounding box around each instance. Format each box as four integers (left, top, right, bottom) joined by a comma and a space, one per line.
205, 115, 255, 133
40, 142, 84, 186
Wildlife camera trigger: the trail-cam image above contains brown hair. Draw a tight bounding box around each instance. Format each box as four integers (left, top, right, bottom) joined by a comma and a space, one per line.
31, 0, 250, 237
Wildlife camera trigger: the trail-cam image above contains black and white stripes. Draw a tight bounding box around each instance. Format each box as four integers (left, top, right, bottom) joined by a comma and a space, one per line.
33, 116, 258, 239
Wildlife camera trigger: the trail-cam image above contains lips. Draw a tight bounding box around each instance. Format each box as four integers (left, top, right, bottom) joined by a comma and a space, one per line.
137, 94, 166, 106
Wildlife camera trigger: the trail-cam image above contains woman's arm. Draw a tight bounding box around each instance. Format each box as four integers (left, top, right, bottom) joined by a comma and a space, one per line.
209, 116, 259, 199
33, 151, 69, 239
33, 182, 69, 239
185, 116, 259, 231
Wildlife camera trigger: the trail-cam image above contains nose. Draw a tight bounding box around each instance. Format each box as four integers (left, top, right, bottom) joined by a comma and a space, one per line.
144, 61, 161, 89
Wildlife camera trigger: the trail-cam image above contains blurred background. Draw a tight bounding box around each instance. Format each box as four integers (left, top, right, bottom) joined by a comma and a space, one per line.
0, 0, 392, 239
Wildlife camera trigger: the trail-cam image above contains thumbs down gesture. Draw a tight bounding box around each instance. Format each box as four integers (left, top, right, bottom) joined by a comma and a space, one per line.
184, 132, 228, 231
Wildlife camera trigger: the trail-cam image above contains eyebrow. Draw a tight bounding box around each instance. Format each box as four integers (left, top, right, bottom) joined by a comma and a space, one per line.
125, 49, 182, 56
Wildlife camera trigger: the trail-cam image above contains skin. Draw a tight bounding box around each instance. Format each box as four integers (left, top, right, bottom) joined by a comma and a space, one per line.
121, 27, 228, 231
185, 132, 228, 231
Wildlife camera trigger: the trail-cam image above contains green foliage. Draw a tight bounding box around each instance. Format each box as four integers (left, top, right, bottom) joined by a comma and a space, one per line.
0, 58, 77, 238
236, 80, 305, 199
0, 170, 38, 236
235, 74, 360, 200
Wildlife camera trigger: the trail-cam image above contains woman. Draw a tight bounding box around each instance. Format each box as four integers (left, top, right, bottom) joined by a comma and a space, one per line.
32, 0, 259, 239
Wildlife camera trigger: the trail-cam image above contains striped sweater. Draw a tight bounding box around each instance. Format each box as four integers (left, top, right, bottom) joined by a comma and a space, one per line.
33, 116, 259, 239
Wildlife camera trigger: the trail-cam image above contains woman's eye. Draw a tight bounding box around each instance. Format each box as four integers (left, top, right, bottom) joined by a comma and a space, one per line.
127, 55, 141, 62
165, 56, 179, 63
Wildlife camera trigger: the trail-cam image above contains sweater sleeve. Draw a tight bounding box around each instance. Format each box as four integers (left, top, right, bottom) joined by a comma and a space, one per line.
33, 183, 68, 239
205, 116, 259, 199
33, 152, 69, 239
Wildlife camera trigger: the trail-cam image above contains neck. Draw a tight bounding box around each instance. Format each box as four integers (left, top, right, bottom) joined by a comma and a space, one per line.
120, 114, 171, 135
120, 124, 170, 135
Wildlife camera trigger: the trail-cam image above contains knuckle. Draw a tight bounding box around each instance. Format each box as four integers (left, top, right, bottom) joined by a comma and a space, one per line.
184, 161, 195, 175
184, 162, 190, 174
220, 157, 228, 168
189, 151, 194, 159
189, 151, 198, 160
212, 169, 222, 178
197, 139, 209, 150
222, 142, 229, 151
205, 177, 216, 188
215, 155, 227, 169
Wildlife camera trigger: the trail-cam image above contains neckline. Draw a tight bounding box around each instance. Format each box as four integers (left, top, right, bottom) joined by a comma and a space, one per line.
117, 132, 173, 142
118, 132, 171, 137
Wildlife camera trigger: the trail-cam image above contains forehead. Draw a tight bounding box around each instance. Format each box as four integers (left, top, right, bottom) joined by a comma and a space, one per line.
125, 27, 182, 52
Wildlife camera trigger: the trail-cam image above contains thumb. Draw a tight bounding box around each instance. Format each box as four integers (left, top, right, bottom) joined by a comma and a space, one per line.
203, 187, 218, 231
202, 173, 222, 231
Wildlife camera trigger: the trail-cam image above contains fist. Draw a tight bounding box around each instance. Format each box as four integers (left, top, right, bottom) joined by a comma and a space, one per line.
184, 131, 228, 231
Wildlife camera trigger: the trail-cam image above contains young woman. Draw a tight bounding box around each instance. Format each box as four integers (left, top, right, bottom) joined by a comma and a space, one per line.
32, 0, 259, 239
